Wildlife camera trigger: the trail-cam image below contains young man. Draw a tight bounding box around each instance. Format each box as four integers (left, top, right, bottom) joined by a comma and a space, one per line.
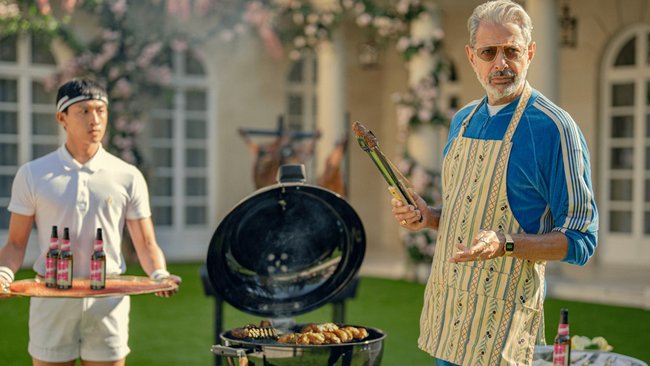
391, 1, 598, 365
0, 78, 181, 366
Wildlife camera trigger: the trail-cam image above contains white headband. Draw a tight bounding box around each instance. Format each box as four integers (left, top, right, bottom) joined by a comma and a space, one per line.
56, 94, 109, 113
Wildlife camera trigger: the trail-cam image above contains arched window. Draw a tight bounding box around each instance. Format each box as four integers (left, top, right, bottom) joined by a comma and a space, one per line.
599, 25, 650, 266
143, 47, 215, 256
441, 58, 461, 114
285, 53, 317, 132
0, 34, 58, 229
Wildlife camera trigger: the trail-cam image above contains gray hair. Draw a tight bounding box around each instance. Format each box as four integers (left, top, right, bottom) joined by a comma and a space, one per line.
467, 0, 533, 47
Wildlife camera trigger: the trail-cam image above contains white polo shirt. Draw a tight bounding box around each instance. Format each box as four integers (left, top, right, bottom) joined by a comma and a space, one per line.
9, 144, 151, 277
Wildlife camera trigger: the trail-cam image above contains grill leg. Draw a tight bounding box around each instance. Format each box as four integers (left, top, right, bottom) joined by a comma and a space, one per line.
215, 297, 224, 366
332, 301, 345, 324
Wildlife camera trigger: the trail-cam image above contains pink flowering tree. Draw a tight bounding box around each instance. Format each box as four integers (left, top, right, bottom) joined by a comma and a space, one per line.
40, 0, 177, 166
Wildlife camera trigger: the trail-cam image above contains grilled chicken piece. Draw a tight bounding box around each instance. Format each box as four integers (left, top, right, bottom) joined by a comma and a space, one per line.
278, 324, 370, 345
231, 324, 279, 340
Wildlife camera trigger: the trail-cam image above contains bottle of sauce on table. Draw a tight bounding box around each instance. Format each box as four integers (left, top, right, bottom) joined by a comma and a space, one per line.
57, 227, 73, 290
45, 225, 59, 288
552, 308, 571, 366
90, 228, 106, 290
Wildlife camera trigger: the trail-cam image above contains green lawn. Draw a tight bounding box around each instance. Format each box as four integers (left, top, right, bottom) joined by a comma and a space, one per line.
0, 263, 648, 365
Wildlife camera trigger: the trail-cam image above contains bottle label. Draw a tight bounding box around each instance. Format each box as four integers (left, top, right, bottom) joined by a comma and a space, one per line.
557, 324, 569, 335
94, 240, 103, 252
57, 259, 72, 287
90, 259, 106, 288
553, 344, 568, 365
45, 257, 57, 286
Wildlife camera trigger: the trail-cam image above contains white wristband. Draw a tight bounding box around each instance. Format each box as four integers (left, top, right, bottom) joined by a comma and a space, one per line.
150, 269, 170, 280
0, 266, 15, 283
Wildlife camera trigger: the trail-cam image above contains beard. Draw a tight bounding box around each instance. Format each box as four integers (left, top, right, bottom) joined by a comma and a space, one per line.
475, 68, 527, 103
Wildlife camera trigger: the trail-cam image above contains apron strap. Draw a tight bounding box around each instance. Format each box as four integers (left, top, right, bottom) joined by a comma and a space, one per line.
503, 82, 532, 142
457, 82, 533, 142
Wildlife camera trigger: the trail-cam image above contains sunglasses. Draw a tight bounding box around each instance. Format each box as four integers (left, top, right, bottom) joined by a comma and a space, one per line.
473, 44, 526, 62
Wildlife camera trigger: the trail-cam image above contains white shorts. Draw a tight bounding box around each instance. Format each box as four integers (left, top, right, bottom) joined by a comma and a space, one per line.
28, 296, 130, 362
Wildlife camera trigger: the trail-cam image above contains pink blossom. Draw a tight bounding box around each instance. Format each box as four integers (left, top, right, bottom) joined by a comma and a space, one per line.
41, 75, 58, 91
306, 36, 318, 47
114, 117, 128, 131
195, 0, 215, 14
102, 30, 120, 41
171, 39, 188, 52
167, 0, 190, 19
108, 67, 121, 81
396, 0, 410, 14
417, 108, 432, 122
396, 37, 410, 52
292, 12, 304, 25
120, 149, 136, 164
110, 0, 127, 18
243, 1, 266, 26
303, 24, 317, 36
62, 0, 77, 13
137, 41, 163, 68
411, 165, 431, 193
397, 105, 415, 127
293, 36, 306, 48
356, 13, 372, 27
396, 158, 412, 175
145, 66, 173, 85
373, 16, 391, 29
128, 121, 144, 134
36, 0, 51, 15
289, 50, 302, 60
259, 25, 284, 60
321, 13, 334, 25
91, 42, 118, 71
290, 1, 301, 10
0, 2, 20, 17
341, 0, 354, 10
112, 78, 132, 98
305, 13, 318, 24
112, 135, 133, 149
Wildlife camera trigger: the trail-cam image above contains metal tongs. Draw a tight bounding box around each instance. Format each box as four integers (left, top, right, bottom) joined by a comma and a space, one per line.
352, 121, 422, 221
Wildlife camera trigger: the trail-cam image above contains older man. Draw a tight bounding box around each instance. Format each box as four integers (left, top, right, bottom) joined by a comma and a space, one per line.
391, 1, 598, 365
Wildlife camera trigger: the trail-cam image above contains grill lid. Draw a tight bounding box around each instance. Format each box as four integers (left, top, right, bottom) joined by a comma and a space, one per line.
206, 165, 366, 317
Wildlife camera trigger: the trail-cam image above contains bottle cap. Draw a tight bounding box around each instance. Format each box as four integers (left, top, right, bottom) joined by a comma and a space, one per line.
51, 226, 58, 238
96, 228, 103, 241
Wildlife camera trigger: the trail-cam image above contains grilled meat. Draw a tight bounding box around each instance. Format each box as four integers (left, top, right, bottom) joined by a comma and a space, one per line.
231, 324, 279, 340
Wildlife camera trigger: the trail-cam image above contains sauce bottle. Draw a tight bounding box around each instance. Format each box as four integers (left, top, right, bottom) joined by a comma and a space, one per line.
57, 228, 73, 290
90, 228, 106, 290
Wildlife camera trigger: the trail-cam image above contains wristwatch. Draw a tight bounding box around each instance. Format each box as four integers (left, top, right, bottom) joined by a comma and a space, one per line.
503, 233, 515, 257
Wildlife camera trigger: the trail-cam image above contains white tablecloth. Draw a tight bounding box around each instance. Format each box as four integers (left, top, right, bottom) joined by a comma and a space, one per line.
533, 346, 648, 366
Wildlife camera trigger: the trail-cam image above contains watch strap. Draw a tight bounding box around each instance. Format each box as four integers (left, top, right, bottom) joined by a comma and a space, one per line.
504, 233, 514, 257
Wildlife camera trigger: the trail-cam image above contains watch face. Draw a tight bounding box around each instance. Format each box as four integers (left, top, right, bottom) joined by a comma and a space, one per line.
506, 241, 514, 252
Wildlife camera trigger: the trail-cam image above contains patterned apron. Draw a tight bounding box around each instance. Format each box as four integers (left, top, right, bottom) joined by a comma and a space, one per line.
418, 84, 545, 366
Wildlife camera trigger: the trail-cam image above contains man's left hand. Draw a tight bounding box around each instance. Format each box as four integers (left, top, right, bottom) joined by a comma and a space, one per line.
155, 274, 182, 298
448, 229, 505, 263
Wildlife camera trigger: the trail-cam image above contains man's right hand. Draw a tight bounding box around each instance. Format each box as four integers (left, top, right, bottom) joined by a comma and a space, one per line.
391, 189, 430, 230
0, 266, 14, 293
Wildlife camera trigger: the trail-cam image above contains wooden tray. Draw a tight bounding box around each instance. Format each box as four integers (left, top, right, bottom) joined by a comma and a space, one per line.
1, 275, 177, 298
